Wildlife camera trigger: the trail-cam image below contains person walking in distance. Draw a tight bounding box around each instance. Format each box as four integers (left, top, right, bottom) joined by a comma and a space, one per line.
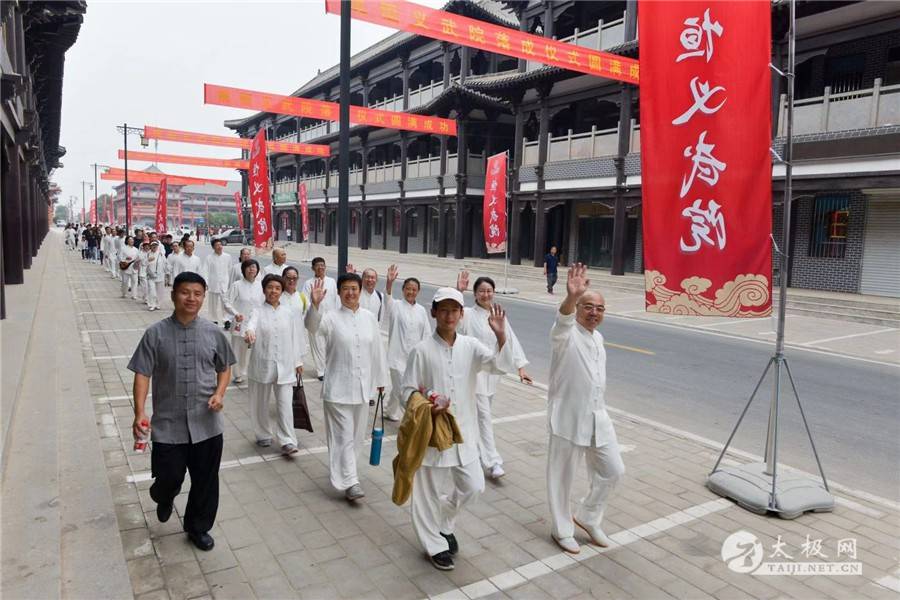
401, 287, 516, 571
301, 257, 338, 381
128, 272, 235, 551
544, 246, 560, 294
306, 273, 387, 501
223, 259, 264, 385
145, 240, 167, 311
546, 263, 624, 555
383, 264, 430, 421
204, 238, 233, 325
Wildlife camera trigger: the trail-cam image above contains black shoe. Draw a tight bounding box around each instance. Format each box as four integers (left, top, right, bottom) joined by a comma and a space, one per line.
187, 531, 215, 551
430, 550, 455, 570
156, 502, 173, 523
317, 375, 324, 381
440, 532, 458, 555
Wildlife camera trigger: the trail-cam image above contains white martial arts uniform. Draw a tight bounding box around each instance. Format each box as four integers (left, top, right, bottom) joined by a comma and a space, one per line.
400, 332, 515, 557
144, 249, 166, 309
118, 245, 140, 298
65, 228, 76, 250
383, 295, 430, 420
165, 250, 180, 285
359, 288, 386, 325
172, 253, 203, 278
230, 261, 246, 287
112, 236, 124, 278
135, 249, 149, 302
204, 250, 233, 323
305, 303, 387, 491
245, 302, 306, 447
263, 262, 289, 277
301, 275, 338, 377
546, 311, 625, 541
223, 277, 264, 382
459, 304, 529, 470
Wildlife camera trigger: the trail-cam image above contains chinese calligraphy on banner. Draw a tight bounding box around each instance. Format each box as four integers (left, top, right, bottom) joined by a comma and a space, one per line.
119, 150, 249, 170
205, 84, 458, 137
233, 192, 244, 229
155, 178, 168, 234
324, 0, 639, 85
249, 130, 273, 250
126, 186, 133, 230
639, 0, 772, 317
483, 152, 507, 254
102, 168, 228, 187
90, 198, 97, 224
143, 126, 329, 157
298, 182, 309, 242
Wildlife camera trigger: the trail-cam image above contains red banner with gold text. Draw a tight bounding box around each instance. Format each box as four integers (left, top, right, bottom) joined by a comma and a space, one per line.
155, 178, 168, 234
143, 126, 329, 157
248, 130, 273, 249
205, 83, 458, 137
119, 150, 250, 170
234, 192, 244, 229
483, 152, 507, 254
325, 0, 639, 85
639, 0, 771, 317
90, 198, 97, 224
299, 182, 309, 241
102, 169, 229, 187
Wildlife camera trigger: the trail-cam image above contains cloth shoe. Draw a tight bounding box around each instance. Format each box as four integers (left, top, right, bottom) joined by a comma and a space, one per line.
430, 550, 455, 570
574, 517, 612, 547
281, 443, 299, 456
156, 502, 173, 523
187, 531, 215, 551
488, 464, 505, 480
345, 484, 365, 501
256, 438, 272, 448
552, 535, 580, 554
440, 532, 458, 555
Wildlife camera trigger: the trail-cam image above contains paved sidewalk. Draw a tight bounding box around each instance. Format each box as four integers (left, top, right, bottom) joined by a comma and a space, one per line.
272, 242, 900, 367
60, 235, 900, 599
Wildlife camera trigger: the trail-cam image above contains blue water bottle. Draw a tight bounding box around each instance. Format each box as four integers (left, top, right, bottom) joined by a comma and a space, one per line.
369, 391, 385, 466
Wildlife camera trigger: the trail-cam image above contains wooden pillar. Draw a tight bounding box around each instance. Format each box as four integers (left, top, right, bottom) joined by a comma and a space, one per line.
401, 56, 410, 110
532, 85, 551, 267
510, 98, 525, 265
360, 136, 369, 250
399, 131, 409, 254
2, 144, 24, 284
611, 0, 638, 275
21, 158, 33, 269
454, 114, 468, 259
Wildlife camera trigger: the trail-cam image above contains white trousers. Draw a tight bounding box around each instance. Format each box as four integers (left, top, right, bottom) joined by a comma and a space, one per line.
412, 459, 485, 556
248, 379, 296, 447
546, 433, 625, 539
135, 276, 146, 301
323, 401, 368, 491
230, 337, 251, 380
387, 368, 405, 420
146, 279, 164, 309
207, 292, 226, 323
476, 393, 502, 470
121, 270, 137, 298
309, 331, 326, 377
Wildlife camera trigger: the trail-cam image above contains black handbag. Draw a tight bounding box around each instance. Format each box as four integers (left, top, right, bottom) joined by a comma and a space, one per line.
292, 375, 313, 432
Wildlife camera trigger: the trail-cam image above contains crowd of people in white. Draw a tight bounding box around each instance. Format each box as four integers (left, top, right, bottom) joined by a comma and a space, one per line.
70, 223, 623, 571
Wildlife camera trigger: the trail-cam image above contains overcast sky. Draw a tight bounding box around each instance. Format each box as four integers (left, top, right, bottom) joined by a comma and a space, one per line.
55, 0, 442, 213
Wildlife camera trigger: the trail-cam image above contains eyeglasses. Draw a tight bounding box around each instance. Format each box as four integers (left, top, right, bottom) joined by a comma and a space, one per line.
578, 304, 606, 313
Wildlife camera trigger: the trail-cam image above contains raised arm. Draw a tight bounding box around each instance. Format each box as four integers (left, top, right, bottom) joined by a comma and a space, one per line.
560, 262, 590, 316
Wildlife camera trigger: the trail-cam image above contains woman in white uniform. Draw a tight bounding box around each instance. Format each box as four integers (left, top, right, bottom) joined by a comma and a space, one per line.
456, 271, 532, 480
118, 236, 140, 299
165, 242, 181, 287
145, 241, 167, 311
383, 264, 431, 421
244, 274, 306, 455
223, 259, 263, 384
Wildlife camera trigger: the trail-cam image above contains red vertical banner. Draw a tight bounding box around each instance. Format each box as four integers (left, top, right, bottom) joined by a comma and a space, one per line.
107, 197, 113, 224
90, 198, 97, 224
155, 178, 168, 233
639, 0, 772, 317
483, 152, 507, 254
234, 192, 244, 229
178, 199, 183, 228
298, 182, 309, 242
248, 130, 273, 249
126, 186, 133, 230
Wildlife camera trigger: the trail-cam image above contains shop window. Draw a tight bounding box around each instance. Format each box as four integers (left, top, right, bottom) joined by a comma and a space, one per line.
885, 46, 900, 85
809, 196, 849, 258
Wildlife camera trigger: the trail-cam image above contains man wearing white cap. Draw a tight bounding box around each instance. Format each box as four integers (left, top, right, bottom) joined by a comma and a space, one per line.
546, 263, 624, 555
400, 287, 515, 571
145, 240, 167, 311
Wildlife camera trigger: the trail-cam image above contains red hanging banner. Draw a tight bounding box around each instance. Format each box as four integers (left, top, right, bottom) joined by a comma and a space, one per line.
639, 0, 771, 317
248, 130, 273, 249
119, 150, 250, 170
143, 126, 329, 157
90, 198, 97, 224
102, 168, 229, 187
205, 83, 458, 137
107, 196, 113, 224
234, 192, 244, 229
324, 0, 639, 85
178, 199, 184, 228
298, 182, 309, 241
126, 186, 133, 230
155, 178, 168, 233
483, 152, 507, 254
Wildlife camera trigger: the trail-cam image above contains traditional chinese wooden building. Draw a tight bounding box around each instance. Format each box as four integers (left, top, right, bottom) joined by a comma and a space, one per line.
225, 0, 900, 298
1, 1, 86, 319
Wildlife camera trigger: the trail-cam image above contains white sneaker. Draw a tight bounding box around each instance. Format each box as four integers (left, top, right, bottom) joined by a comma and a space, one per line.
574, 518, 612, 548
489, 464, 505, 480
345, 484, 365, 501
552, 535, 580, 554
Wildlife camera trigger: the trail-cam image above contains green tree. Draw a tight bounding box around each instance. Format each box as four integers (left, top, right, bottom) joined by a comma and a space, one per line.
208, 212, 238, 228
54, 204, 69, 222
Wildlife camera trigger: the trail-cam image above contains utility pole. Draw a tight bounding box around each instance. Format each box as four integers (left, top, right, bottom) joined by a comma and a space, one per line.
337, 0, 351, 272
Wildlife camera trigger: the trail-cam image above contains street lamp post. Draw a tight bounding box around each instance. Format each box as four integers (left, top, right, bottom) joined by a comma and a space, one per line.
116, 123, 148, 231
81, 180, 93, 223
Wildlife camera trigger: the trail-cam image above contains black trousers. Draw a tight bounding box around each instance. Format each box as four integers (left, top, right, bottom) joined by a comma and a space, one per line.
150, 434, 223, 534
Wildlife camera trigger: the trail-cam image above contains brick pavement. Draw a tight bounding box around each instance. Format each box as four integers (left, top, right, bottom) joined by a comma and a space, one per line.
64, 241, 899, 600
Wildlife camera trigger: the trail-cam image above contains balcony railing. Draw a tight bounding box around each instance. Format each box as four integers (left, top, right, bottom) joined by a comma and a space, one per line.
521, 120, 639, 166
406, 155, 441, 178
779, 79, 900, 137
299, 121, 331, 142
527, 14, 629, 72
447, 152, 485, 176
299, 175, 327, 191
274, 178, 297, 194
368, 79, 447, 113
275, 131, 298, 143
364, 162, 403, 184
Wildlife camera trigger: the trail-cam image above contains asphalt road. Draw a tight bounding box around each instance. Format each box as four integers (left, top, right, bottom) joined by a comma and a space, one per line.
197, 246, 899, 499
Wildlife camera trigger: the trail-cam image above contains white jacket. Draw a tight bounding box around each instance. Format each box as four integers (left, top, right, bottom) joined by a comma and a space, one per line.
204, 251, 233, 294
458, 303, 529, 396
383, 295, 430, 372
245, 302, 306, 385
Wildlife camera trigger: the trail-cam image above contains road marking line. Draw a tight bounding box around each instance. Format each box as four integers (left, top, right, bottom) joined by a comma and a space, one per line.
91, 355, 129, 360
697, 318, 768, 328
875, 571, 900, 594
606, 342, 655, 355
800, 327, 898, 347
84, 328, 146, 333
874, 349, 896, 355
431, 498, 732, 599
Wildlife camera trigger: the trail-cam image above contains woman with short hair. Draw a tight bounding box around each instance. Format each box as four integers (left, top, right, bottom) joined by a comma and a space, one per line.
223, 259, 263, 383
